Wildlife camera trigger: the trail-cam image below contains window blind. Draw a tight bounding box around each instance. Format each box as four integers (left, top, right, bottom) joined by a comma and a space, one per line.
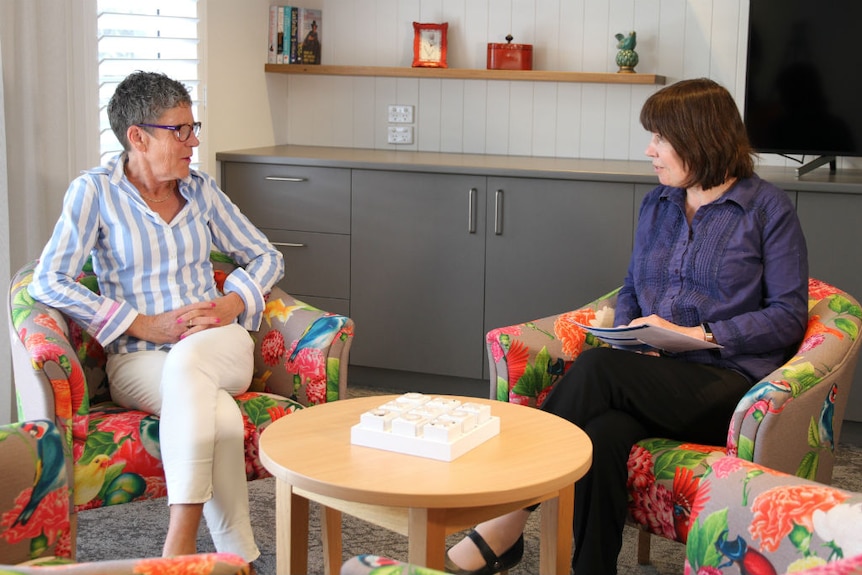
97, 0, 200, 165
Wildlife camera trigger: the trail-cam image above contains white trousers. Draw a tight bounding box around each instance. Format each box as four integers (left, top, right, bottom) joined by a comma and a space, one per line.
106, 322, 260, 561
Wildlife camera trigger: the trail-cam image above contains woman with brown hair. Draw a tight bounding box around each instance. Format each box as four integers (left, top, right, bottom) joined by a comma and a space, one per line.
445, 78, 809, 575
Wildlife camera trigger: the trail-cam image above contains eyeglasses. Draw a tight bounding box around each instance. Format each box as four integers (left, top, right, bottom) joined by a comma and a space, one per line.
136, 122, 202, 142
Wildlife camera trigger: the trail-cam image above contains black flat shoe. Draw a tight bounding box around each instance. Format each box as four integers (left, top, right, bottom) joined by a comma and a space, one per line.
445, 529, 525, 575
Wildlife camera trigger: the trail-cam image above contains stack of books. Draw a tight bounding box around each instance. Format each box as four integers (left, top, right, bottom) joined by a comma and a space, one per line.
268, 5, 322, 65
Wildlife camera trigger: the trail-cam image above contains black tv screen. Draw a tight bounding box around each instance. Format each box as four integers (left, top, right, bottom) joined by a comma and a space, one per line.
744, 0, 862, 159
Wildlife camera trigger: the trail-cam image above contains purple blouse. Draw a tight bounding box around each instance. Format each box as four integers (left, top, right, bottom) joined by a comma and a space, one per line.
615, 174, 809, 382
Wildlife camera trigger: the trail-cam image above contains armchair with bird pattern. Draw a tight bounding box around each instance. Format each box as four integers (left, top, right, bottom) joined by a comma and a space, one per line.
684, 455, 862, 575
340, 456, 862, 575
485, 278, 862, 564
0, 418, 251, 574
7, 255, 354, 536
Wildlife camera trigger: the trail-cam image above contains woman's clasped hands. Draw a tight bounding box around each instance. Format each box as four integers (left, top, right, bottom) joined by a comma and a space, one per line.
129, 292, 245, 344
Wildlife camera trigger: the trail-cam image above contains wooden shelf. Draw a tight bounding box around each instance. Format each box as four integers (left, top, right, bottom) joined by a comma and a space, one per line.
265, 64, 665, 85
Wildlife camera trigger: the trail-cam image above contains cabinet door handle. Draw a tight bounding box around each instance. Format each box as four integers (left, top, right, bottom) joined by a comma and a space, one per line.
468, 188, 477, 234
264, 176, 308, 182
494, 189, 504, 235
271, 242, 306, 248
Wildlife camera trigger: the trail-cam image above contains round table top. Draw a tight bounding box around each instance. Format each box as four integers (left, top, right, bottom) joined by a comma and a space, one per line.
259, 394, 593, 508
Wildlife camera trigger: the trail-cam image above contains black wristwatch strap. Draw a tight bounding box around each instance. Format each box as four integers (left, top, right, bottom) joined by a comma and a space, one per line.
702, 322, 715, 344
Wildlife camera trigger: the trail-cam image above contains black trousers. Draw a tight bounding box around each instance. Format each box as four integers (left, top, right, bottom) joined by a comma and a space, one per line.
539, 347, 752, 575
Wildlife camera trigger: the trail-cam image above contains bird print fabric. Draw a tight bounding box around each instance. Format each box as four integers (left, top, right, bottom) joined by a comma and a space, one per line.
684, 456, 862, 574
0, 420, 73, 561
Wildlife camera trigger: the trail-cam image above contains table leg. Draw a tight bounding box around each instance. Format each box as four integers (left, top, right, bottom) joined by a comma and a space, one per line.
407, 507, 447, 571
539, 485, 575, 575
321, 506, 343, 575
275, 479, 309, 575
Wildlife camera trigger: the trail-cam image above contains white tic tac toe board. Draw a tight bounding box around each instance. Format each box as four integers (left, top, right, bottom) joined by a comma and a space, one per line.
350, 393, 501, 461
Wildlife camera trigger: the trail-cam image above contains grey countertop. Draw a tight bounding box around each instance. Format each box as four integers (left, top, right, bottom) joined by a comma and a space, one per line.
216, 145, 862, 193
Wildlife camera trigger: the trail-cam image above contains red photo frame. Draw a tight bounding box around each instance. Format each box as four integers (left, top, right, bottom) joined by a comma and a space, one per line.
412, 22, 448, 68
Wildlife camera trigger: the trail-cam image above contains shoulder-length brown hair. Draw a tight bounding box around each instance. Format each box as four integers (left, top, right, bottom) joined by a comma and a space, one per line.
640, 78, 754, 190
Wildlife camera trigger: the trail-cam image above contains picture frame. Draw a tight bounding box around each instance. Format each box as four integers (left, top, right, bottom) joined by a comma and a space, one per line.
412, 22, 448, 68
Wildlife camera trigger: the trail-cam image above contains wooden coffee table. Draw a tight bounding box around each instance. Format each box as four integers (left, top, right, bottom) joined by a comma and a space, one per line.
259, 395, 592, 575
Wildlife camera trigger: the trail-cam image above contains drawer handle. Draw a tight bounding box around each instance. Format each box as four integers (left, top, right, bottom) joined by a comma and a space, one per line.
265, 176, 308, 182
271, 242, 306, 248
468, 188, 477, 234
495, 189, 504, 235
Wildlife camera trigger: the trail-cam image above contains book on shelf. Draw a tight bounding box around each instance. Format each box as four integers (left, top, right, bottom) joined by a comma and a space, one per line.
276, 5, 285, 63
295, 8, 322, 65
286, 6, 298, 64
572, 321, 723, 354
268, 5, 279, 64
267, 5, 321, 65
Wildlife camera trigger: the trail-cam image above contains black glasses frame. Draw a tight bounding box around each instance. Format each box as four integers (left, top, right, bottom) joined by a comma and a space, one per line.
136, 122, 202, 142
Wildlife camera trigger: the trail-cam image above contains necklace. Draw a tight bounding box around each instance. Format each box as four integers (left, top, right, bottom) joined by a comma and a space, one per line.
139, 191, 173, 203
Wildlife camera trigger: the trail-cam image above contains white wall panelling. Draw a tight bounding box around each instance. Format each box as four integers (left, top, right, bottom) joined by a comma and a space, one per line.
282, 0, 746, 162
272, 0, 862, 169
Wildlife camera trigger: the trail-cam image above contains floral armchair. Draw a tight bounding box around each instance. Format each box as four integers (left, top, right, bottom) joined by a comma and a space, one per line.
8, 256, 354, 547
485, 278, 862, 563
685, 455, 862, 575
340, 456, 862, 575
0, 419, 251, 574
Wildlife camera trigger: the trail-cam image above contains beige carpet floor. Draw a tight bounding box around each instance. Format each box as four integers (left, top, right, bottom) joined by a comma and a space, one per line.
76, 387, 862, 574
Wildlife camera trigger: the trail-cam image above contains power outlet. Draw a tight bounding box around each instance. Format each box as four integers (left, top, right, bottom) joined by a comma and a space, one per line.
388, 105, 414, 123
387, 126, 414, 145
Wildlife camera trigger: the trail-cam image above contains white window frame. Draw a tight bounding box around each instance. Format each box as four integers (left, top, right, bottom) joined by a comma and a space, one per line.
94, 1, 207, 172
74, 1, 102, 172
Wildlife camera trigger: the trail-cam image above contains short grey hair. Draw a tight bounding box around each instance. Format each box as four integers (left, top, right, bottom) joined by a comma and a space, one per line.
108, 71, 192, 151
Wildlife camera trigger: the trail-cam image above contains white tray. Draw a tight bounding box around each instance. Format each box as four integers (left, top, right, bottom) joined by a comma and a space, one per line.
350, 416, 500, 461
349, 393, 501, 461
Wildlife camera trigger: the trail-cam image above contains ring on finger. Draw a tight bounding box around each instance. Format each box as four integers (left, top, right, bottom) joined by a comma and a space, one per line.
187, 320, 193, 329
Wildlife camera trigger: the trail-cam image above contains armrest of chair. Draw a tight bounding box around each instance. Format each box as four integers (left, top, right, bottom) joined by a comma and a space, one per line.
0, 553, 250, 574
727, 282, 862, 483
8, 264, 92, 448
685, 455, 862, 575
0, 420, 73, 565
251, 286, 354, 406
487, 287, 620, 406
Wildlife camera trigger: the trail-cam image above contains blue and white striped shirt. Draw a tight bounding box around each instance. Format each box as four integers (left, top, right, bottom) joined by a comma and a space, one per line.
29, 153, 284, 354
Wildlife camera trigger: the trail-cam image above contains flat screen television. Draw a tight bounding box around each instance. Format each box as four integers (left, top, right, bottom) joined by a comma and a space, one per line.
744, 0, 862, 173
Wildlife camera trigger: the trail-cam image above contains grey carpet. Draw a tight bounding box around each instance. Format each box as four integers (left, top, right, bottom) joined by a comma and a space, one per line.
76, 387, 862, 575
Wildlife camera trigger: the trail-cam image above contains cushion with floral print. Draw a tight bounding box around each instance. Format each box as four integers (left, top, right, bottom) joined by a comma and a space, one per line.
72, 392, 305, 512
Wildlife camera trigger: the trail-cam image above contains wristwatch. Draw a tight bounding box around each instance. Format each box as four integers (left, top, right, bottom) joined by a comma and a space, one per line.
702, 323, 715, 344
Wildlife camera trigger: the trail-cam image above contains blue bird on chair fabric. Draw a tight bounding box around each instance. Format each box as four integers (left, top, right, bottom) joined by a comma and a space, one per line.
288, 315, 348, 362
818, 383, 838, 452
12, 420, 66, 527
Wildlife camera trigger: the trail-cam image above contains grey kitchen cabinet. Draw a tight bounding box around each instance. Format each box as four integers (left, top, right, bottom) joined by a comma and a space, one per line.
350, 170, 488, 379
350, 171, 638, 381
219, 161, 351, 316
216, 145, 862, 421
483, 177, 636, 342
